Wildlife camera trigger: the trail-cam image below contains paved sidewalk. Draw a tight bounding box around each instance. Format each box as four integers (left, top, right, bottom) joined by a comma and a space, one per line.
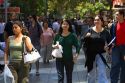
29, 50, 88, 83
0, 49, 111, 83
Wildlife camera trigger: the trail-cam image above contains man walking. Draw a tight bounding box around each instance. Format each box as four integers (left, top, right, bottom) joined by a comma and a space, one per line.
110, 10, 125, 83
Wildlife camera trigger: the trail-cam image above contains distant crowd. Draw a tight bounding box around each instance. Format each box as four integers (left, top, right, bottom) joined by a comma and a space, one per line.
0, 9, 125, 83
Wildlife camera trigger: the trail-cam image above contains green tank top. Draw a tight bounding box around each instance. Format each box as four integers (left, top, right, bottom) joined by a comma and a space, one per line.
9, 36, 23, 61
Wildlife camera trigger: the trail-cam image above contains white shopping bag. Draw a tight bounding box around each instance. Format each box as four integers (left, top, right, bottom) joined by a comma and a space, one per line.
4, 64, 15, 83
52, 41, 63, 58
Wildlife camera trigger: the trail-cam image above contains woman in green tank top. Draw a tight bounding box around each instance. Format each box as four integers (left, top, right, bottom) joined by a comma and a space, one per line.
4, 21, 33, 83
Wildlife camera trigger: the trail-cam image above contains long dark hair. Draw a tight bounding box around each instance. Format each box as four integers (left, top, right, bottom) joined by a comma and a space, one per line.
58, 19, 73, 35
13, 21, 29, 36
31, 15, 37, 22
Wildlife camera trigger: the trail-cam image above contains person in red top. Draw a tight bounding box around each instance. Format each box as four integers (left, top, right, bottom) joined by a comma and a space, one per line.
116, 18, 125, 46
110, 10, 125, 83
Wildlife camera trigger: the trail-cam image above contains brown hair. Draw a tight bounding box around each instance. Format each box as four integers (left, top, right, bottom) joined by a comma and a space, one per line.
117, 10, 124, 17
13, 21, 29, 36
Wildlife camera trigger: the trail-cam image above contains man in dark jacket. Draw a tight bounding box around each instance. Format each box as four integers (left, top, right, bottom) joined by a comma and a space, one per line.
4, 13, 18, 40
110, 10, 125, 83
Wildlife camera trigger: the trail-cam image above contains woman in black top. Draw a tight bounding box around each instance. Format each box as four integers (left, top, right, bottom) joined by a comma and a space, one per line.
83, 15, 111, 83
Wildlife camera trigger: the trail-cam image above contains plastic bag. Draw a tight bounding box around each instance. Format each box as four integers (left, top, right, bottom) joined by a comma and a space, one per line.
4, 64, 15, 83
52, 41, 63, 58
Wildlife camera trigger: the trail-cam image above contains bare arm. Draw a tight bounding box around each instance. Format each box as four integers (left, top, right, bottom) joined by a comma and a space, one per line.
4, 31, 8, 42
40, 34, 44, 47
24, 36, 33, 51
4, 38, 9, 64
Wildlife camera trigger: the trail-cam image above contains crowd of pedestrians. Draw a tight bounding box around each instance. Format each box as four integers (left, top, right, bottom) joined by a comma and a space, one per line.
0, 9, 125, 83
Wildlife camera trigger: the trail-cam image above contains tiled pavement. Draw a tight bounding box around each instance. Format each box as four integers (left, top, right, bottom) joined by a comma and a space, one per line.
0, 49, 111, 83
29, 50, 87, 83
29, 50, 111, 83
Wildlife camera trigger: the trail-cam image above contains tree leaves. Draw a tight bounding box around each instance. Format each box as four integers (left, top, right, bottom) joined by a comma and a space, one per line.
9, 0, 110, 18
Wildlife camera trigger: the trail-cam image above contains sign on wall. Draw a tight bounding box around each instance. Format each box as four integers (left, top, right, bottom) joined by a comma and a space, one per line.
113, 0, 125, 9
7, 7, 20, 13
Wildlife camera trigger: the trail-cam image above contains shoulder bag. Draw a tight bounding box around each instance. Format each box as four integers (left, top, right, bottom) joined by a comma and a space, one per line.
22, 37, 41, 64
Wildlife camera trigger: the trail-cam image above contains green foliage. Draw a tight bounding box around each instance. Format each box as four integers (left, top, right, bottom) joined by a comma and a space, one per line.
75, 2, 110, 17
8, 0, 110, 18
36, 0, 45, 16
62, 9, 76, 19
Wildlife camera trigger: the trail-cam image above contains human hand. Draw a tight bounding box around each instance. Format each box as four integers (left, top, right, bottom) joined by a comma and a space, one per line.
104, 46, 112, 55
52, 44, 59, 49
124, 56, 125, 61
108, 48, 112, 55
111, 43, 115, 48
73, 53, 78, 63
85, 33, 91, 37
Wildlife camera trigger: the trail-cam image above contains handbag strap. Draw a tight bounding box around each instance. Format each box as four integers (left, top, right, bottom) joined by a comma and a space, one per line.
22, 36, 34, 54
22, 36, 27, 57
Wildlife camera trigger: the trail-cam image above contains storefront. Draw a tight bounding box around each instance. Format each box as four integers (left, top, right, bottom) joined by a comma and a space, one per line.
113, 0, 125, 9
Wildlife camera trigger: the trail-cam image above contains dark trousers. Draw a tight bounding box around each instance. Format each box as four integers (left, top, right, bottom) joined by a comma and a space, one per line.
110, 45, 125, 83
9, 60, 30, 83
56, 59, 74, 83
0, 33, 4, 42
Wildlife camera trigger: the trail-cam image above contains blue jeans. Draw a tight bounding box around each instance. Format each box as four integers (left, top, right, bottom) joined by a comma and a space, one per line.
88, 54, 109, 83
110, 45, 125, 83
56, 58, 74, 83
